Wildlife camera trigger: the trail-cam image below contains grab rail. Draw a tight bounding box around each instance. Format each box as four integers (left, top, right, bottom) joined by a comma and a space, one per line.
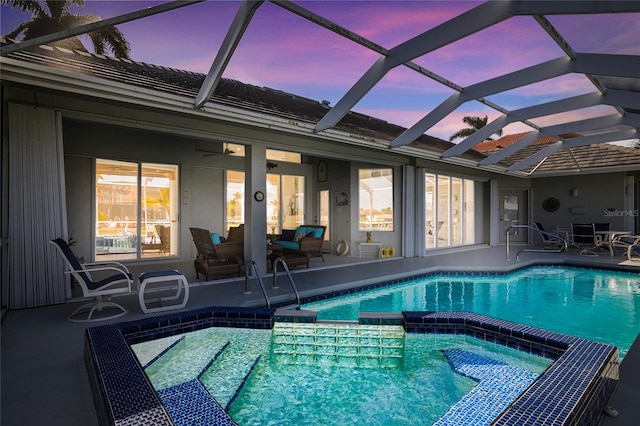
244, 260, 271, 308
506, 224, 568, 260
272, 256, 301, 308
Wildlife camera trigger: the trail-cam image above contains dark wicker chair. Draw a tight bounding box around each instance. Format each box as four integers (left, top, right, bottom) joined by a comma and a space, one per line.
276, 225, 327, 264
189, 227, 243, 280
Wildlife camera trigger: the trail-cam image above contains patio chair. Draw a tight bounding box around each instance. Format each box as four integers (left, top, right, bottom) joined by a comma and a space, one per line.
141, 224, 170, 254
534, 222, 563, 249
571, 223, 603, 256
273, 225, 326, 264
611, 234, 640, 259
189, 227, 243, 280
49, 238, 132, 322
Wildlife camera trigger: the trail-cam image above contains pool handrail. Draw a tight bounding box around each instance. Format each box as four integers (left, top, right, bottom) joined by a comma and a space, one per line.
506, 224, 568, 260
272, 256, 301, 308
244, 260, 271, 308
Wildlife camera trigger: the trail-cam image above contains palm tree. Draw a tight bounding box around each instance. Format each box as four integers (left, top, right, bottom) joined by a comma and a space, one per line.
1, 0, 130, 59
449, 115, 503, 142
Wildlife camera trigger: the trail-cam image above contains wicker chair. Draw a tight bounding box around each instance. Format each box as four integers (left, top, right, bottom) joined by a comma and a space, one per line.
141, 224, 170, 254
274, 225, 326, 264
189, 227, 243, 280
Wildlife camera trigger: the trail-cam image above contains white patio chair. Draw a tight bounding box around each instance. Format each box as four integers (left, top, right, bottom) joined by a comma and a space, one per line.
50, 238, 132, 322
610, 234, 640, 259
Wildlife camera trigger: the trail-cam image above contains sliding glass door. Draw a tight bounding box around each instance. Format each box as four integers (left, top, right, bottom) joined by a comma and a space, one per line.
425, 172, 475, 250
95, 159, 178, 261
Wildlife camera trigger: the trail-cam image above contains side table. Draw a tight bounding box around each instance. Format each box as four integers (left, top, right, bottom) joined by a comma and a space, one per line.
138, 270, 189, 314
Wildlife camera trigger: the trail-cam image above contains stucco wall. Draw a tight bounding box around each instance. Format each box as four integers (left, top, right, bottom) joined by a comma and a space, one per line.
531, 173, 629, 232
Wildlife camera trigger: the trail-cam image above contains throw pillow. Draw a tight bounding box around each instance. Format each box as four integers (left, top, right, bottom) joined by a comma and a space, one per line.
281, 229, 296, 241
211, 233, 221, 245
293, 232, 305, 242
306, 231, 315, 238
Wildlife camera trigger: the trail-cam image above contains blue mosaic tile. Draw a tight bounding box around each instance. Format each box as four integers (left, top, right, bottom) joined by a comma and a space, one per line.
157, 379, 237, 426
434, 349, 538, 426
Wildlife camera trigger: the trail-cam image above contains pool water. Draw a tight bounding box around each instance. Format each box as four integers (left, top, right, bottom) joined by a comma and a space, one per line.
131, 324, 551, 426
303, 266, 640, 357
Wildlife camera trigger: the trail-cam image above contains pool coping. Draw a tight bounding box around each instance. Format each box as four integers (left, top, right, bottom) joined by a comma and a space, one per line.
85, 307, 618, 426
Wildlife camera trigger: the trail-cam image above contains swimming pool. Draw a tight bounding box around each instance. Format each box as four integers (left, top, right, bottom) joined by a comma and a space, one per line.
303, 265, 640, 358
84, 264, 622, 426
130, 323, 552, 426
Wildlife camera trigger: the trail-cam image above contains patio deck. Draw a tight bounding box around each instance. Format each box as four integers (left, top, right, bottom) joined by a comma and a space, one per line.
1, 245, 638, 425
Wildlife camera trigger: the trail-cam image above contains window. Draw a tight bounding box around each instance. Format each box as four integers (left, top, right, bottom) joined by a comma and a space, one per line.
267, 174, 305, 233
359, 168, 393, 231
226, 170, 245, 230
96, 159, 178, 260
425, 172, 475, 249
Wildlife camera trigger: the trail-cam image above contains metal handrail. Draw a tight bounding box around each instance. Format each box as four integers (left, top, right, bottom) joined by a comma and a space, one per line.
506, 224, 568, 260
244, 260, 271, 308
272, 256, 301, 308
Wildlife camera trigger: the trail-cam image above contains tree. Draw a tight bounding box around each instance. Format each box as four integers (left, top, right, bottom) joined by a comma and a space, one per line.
449, 115, 503, 142
1, 0, 130, 59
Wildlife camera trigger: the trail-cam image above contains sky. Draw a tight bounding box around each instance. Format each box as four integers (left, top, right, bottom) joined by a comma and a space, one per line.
1, 0, 639, 142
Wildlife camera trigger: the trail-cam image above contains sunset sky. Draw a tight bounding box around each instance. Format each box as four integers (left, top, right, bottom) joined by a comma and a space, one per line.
2, 1, 639, 141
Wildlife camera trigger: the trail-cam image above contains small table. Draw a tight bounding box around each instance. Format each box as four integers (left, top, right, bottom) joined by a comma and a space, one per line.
358, 241, 382, 259
138, 270, 189, 313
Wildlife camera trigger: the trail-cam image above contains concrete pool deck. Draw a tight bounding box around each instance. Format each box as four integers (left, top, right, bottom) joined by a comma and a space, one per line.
1, 245, 639, 425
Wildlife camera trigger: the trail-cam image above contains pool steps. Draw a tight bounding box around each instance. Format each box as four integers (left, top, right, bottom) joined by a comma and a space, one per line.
198, 343, 262, 409
271, 322, 405, 368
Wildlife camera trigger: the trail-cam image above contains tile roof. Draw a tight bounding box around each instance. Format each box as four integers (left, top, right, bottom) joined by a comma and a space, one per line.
1, 38, 486, 164
476, 132, 640, 174
473, 132, 582, 154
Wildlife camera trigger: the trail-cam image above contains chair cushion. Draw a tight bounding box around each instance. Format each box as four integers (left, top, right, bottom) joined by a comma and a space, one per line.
276, 241, 299, 250
281, 229, 296, 241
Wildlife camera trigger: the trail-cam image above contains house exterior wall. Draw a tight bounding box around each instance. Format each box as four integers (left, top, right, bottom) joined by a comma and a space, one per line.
531, 173, 633, 232
4, 81, 636, 309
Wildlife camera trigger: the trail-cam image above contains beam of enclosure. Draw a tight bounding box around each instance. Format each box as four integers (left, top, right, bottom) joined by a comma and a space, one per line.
443, 88, 640, 159
195, 0, 264, 108
313, 1, 514, 132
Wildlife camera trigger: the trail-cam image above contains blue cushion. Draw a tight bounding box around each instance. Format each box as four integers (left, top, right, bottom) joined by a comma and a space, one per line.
275, 241, 299, 250
312, 227, 323, 238
210, 233, 221, 245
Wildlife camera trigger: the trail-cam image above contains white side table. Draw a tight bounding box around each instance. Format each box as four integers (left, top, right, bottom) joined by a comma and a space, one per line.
358, 242, 382, 258
138, 270, 189, 313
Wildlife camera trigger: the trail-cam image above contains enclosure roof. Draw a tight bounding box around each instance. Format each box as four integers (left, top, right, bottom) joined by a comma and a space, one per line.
1, 0, 639, 176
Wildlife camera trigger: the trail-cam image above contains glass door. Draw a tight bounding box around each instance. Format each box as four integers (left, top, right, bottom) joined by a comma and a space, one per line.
318, 188, 330, 245
500, 191, 526, 243
96, 159, 178, 261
